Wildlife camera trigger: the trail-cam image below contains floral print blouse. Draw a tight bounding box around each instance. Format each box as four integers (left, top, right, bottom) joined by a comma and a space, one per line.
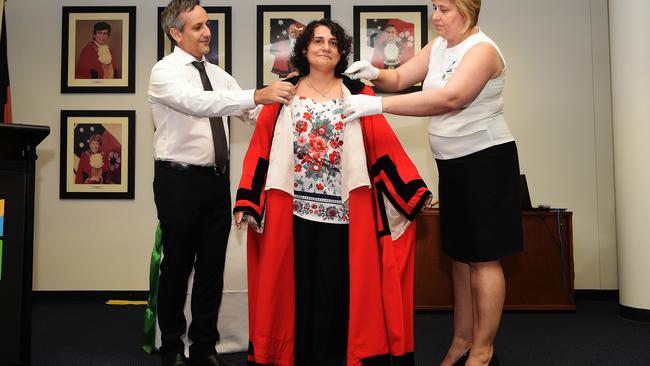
291, 96, 349, 224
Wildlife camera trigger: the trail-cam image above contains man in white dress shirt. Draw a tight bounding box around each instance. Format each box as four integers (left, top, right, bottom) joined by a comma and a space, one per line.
149, 1, 295, 366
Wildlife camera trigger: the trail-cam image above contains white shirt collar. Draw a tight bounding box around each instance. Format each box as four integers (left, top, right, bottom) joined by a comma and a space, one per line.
172, 46, 206, 65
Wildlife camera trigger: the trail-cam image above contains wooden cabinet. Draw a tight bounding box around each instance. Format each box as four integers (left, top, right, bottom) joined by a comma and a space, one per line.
414, 209, 575, 310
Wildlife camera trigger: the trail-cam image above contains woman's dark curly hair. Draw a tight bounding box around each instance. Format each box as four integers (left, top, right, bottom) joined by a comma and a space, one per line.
289, 19, 353, 77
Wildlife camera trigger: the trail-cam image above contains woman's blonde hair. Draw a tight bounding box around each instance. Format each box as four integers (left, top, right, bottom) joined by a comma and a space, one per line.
454, 0, 481, 33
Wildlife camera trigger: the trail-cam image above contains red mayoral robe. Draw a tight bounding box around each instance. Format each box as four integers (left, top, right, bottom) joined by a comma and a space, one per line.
75, 41, 115, 79
234, 77, 431, 366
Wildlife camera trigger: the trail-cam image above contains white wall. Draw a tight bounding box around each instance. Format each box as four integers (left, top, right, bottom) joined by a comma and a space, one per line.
5, 0, 615, 290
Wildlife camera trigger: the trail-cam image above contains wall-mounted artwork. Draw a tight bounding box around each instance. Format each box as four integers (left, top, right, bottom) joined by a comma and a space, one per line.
353, 5, 428, 92
60, 110, 135, 199
61, 6, 136, 93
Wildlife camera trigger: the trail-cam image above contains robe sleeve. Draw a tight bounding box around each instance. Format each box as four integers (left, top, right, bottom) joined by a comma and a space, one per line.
75, 152, 90, 184
233, 102, 282, 227
359, 85, 431, 238
76, 43, 99, 79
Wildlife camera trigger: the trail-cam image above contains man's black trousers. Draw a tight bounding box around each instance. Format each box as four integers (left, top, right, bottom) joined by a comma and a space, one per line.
153, 163, 231, 357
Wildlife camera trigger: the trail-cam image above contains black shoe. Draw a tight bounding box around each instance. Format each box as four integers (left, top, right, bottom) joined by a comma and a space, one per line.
488, 353, 499, 366
162, 352, 190, 366
452, 349, 470, 366
190, 353, 235, 366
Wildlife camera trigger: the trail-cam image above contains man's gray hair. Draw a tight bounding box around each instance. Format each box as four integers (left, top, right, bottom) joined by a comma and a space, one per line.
161, 0, 201, 45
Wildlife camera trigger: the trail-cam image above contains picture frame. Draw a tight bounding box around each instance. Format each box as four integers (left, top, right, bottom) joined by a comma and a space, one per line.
60, 110, 135, 199
353, 5, 428, 93
257, 5, 331, 87
157, 6, 232, 73
61, 6, 136, 93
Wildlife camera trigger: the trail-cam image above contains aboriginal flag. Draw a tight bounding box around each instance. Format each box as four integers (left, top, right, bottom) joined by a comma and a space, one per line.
1, 0, 12, 124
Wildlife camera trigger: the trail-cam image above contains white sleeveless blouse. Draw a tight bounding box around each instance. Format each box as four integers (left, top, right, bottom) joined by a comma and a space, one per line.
422, 29, 514, 160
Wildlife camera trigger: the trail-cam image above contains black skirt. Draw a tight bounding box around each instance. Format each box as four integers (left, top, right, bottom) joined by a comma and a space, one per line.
435, 141, 523, 262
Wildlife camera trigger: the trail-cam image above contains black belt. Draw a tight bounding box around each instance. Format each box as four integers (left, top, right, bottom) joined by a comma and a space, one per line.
155, 160, 226, 176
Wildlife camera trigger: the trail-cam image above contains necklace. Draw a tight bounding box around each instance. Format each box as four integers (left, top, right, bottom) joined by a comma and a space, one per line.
305, 76, 337, 97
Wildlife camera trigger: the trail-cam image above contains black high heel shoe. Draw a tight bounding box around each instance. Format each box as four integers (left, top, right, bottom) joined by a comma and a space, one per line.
451, 349, 470, 366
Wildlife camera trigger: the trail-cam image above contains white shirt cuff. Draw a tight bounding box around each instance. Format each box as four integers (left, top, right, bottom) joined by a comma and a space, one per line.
240, 89, 256, 110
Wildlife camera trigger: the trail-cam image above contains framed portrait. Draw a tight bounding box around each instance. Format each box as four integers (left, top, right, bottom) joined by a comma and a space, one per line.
257, 5, 331, 87
60, 110, 135, 199
353, 5, 428, 93
61, 6, 136, 93
157, 6, 232, 73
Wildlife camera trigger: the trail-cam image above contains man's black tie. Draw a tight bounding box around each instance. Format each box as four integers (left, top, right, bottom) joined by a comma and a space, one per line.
191, 60, 229, 174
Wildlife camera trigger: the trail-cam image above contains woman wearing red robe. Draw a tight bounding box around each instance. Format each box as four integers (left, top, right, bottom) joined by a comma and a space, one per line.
75, 133, 110, 184
234, 19, 430, 366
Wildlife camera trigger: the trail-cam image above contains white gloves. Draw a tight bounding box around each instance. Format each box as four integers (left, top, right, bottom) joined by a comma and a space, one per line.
342, 61, 383, 122
343, 60, 380, 81
342, 95, 382, 124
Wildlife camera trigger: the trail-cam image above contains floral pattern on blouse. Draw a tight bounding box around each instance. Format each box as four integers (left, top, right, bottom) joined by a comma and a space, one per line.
292, 96, 349, 224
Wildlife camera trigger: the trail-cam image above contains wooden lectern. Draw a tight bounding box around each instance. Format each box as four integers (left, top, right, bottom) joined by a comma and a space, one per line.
0, 123, 49, 366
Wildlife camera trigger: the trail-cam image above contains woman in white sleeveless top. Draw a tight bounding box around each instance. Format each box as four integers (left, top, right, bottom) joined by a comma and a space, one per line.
343, 1, 520, 365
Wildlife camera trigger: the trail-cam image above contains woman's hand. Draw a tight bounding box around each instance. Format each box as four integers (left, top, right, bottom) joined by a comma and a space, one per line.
342, 95, 382, 123
344, 60, 380, 81
234, 212, 245, 230
424, 196, 439, 209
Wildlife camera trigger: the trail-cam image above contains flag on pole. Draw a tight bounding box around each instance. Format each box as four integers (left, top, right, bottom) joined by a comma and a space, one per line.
1, 0, 12, 123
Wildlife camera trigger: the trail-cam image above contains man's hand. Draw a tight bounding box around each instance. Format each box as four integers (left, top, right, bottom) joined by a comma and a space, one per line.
343, 60, 380, 81
254, 81, 295, 105
342, 94, 383, 123
234, 212, 245, 230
